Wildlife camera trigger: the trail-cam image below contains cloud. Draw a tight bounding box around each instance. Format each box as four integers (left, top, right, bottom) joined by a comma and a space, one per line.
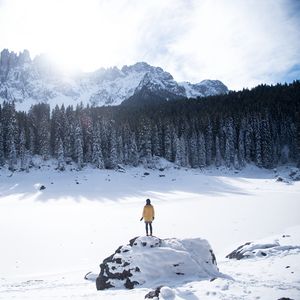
155, 0, 300, 90
0, 0, 299, 90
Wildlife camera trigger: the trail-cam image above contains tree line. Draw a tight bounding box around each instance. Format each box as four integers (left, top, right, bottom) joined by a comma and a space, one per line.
0, 81, 299, 172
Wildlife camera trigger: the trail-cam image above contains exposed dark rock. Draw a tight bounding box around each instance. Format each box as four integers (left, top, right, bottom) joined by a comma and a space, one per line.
124, 278, 138, 289
39, 185, 46, 190
115, 246, 123, 254
96, 275, 115, 290
144, 172, 150, 176
84, 271, 92, 280
226, 240, 291, 260
226, 242, 252, 260
114, 258, 122, 264
210, 249, 217, 265
129, 236, 139, 246
145, 286, 162, 299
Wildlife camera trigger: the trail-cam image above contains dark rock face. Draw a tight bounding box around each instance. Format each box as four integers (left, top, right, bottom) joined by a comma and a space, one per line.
145, 286, 162, 299
226, 242, 252, 260
96, 238, 146, 290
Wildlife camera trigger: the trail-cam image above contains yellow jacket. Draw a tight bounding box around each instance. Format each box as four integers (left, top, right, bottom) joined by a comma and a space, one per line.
142, 204, 155, 222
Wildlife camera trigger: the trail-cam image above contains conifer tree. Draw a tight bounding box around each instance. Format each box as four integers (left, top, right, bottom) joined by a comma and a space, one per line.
57, 137, 65, 171
174, 135, 181, 166
164, 123, 173, 162
129, 134, 139, 167
107, 126, 118, 169
19, 128, 26, 170
198, 132, 206, 168
74, 121, 83, 170
92, 124, 104, 169
189, 132, 198, 168
254, 118, 263, 167
260, 118, 273, 168
205, 121, 213, 166
238, 129, 246, 168
138, 118, 152, 166
8, 138, 17, 171
0, 122, 4, 166
215, 135, 222, 167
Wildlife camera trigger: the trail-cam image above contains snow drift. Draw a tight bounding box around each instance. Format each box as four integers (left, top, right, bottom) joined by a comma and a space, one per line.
94, 236, 221, 290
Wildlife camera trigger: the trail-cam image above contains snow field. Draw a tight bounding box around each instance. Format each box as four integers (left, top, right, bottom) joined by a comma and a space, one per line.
0, 164, 299, 299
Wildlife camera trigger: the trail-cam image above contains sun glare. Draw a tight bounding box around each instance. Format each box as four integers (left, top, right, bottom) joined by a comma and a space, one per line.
4, 0, 131, 72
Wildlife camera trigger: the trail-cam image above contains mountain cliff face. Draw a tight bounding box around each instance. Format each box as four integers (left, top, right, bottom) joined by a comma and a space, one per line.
0, 49, 228, 109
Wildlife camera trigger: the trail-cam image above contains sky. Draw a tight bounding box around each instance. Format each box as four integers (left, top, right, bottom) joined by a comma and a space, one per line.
0, 0, 299, 90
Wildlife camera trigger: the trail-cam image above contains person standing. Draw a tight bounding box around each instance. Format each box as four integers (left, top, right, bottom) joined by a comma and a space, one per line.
140, 199, 155, 236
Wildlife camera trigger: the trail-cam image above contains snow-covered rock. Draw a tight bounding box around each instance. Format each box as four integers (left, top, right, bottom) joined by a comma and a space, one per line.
226, 239, 300, 260
95, 236, 220, 290
0, 49, 228, 110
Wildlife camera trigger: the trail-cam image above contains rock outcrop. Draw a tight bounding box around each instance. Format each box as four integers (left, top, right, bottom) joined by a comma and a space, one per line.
226, 240, 300, 260
96, 236, 220, 290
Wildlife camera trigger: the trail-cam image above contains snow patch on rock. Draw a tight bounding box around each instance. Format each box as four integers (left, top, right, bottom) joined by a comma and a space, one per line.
94, 236, 221, 290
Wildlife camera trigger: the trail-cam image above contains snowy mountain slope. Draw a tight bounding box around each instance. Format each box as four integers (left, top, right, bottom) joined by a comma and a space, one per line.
0, 164, 299, 299
0, 49, 228, 110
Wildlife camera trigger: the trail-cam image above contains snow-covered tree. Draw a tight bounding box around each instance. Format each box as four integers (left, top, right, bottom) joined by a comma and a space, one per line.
138, 118, 152, 166
0, 122, 4, 166
260, 118, 273, 168
129, 134, 139, 167
74, 121, 83, 170
92, 124, 104, 169
198, 132, 206, 168
19, 128, 26, 170
205, 121, 213, 166
215, 135, 222, 167
164, 123, 173, 162
57, 137, 65, 171
8, 138, 17, 171
238, 128, 246, 168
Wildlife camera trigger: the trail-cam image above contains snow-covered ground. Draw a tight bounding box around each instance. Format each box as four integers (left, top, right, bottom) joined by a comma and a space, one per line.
0, 164, 299, 299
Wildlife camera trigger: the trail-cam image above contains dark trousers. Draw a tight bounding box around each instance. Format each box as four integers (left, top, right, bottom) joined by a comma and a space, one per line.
145, 221, 152, 236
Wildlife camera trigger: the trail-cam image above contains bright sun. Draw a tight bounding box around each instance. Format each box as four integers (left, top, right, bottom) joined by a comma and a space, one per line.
2, 0, 136, 72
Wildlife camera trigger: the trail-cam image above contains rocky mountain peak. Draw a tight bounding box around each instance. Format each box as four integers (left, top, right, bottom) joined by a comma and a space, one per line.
122, 62, 153, 74
0, 48, 229, 109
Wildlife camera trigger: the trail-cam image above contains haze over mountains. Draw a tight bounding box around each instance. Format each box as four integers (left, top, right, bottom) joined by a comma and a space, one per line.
0, 49, 228, 109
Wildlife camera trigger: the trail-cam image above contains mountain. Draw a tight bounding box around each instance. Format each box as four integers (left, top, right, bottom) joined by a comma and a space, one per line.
0, 49, 228, 109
